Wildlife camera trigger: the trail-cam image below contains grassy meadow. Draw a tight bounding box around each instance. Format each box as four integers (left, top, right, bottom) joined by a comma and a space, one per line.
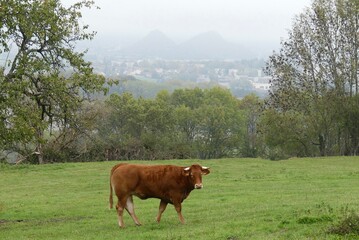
1, 157, 359, 239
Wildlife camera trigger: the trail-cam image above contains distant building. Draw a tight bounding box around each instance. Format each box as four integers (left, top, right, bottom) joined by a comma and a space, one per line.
252, 82, 271, 90
228, 69, 238, 78
197, 74, 211, 83
218, 77, 231, 88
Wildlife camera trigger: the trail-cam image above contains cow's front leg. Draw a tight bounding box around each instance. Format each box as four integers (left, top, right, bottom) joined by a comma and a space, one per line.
156, 200, 168, 223
174, 202, 185, 224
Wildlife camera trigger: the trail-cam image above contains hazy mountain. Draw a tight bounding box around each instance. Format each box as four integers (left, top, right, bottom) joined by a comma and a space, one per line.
176, 31, 253, 59
119, 30, 176, 58
117, 30, 254, 60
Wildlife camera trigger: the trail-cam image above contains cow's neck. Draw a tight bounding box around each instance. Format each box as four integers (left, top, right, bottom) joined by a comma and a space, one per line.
184, 176, 194, 191
181, 178, 194, 202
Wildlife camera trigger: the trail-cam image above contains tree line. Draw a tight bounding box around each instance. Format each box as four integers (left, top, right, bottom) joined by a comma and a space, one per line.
40, 88, 260, 162
0, 0, 358, 163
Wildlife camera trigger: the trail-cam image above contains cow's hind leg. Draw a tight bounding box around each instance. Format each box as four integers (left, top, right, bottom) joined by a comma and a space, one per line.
156, 200, 168, 223
125, 196, 141, 226
116, 196, 127, 228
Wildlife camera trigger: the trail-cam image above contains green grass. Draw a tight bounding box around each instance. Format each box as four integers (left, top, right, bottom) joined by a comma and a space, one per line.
1, 157, 359, 239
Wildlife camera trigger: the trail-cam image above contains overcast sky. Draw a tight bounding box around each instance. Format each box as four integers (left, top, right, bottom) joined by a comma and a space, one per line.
63, 0, 312, 51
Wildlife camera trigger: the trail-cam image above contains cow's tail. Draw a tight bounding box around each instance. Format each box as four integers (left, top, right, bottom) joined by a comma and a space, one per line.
109, 177, 113, 209
109, 163, 127, 210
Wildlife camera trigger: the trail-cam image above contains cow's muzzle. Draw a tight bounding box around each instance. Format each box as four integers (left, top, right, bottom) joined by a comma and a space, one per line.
194, 183, 203, 189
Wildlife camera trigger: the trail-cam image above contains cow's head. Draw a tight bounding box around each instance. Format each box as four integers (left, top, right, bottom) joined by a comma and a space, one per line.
183, 164, 210, 189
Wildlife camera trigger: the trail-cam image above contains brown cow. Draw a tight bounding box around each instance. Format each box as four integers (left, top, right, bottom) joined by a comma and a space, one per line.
109, 163, 210, 227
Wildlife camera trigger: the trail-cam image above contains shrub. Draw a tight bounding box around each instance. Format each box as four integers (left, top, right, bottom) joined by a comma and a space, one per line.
328, 213, 359, 236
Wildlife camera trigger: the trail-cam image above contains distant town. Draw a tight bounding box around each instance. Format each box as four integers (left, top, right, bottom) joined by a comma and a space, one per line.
92, 58, 271, 98
84, 30, 272, 98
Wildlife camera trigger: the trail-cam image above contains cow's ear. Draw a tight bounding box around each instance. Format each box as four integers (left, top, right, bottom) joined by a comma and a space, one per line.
183, 167, 190, 176
201, 167, 210, 175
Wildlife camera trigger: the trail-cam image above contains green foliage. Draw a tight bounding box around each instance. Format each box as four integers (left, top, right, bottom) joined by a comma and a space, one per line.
297, 216, 333, 224
259, 109, 318, 158
328, 213, 359, 236
108, 77, 218, 99
75, 87, 247, 161
57, 86, 254, 162
239, 94, 263, 157
0, 0, 106, 163
264, 0, 359, 156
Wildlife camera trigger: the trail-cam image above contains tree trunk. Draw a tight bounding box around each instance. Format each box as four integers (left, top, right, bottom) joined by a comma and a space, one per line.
318, 134, 325, 156
36, 143, 44, 164
35, 127, 44, 164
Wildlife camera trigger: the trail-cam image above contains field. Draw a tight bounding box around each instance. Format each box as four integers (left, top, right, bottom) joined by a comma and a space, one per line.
1, 157, 359, 239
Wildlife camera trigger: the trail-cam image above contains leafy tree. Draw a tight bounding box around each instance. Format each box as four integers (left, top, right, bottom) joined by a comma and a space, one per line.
41, 100, 107, 162
93, 87, 245, 160
194, 87, 243, 159
170, 88, 205, 109
172, 105, 198, 158
0, 0, 106, 163
259, 109, 319, 159
101, 93, 146, 160
239, 94, 263, 157
265, 0, 358, 156
141, 91, 177, 159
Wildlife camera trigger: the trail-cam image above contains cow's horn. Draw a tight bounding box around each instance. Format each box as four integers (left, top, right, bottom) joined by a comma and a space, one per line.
201, 166, 209, 170
184, 167, 190, 171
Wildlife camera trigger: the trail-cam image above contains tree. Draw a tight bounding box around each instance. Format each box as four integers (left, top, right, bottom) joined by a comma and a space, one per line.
239, 94, 263, 157
92, 87, 245, 161
265, 0, 359, 156
141, 92, 177, 159
0, 0, 106, 163
259, 109, 319, 159
101, 93, 146, 160
193, 87, 243, 159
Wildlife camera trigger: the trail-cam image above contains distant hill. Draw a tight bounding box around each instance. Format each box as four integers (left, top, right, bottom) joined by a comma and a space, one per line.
120, 30, 177, 58
117, 30, 254, 60
176, 31, 253, 60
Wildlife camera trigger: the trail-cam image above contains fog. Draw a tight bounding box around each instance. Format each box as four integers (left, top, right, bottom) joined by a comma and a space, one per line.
63, 0, 312, 55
